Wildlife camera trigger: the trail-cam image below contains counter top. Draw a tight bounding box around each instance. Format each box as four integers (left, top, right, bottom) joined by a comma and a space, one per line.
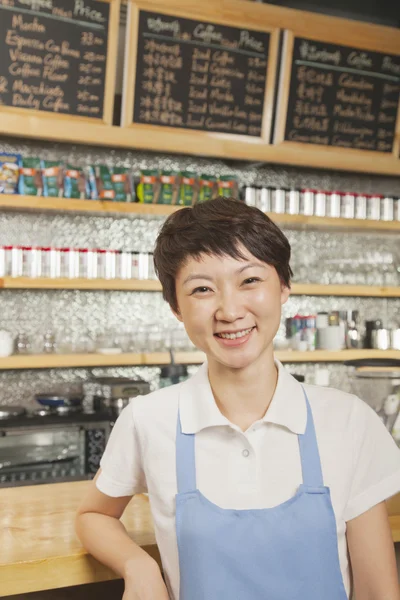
0, 481, 159, 597
1, 481, 400, 597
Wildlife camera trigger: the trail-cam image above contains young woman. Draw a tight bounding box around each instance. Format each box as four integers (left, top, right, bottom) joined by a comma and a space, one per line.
76, 197, 400, 600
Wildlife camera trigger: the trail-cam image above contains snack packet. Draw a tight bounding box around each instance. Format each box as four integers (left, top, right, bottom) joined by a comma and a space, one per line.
137, 170, 160, 204
197, 174, 218, 203
41, 159, 63, 197
218, 175, 239, 199
18, 157, 42, 196
0, 153, 21, 194
179, 171, 198, 206
63, 165, 86, 199
159, 171, 180, 205
95, 165, 114, 200
111, 167, 133, 202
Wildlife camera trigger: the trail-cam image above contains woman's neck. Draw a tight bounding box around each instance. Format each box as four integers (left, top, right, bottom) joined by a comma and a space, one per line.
207, 350, 278, 432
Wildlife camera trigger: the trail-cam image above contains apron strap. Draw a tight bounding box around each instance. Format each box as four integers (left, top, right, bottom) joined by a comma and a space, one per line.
298, 386, 325, 487
176, 408, 197, 494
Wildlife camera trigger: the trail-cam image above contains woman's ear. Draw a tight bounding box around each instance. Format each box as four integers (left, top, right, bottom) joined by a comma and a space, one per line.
281, 285, 290, 305
172, 307, 183, 323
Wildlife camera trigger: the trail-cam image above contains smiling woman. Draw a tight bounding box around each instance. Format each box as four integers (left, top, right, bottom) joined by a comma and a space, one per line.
76, 196, 400, 600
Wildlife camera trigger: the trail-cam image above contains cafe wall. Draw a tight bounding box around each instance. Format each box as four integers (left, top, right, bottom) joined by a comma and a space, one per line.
0, 135, 400, 409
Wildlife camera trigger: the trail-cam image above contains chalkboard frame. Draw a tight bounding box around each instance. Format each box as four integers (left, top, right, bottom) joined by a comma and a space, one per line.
0, 0, 120, 126
274, 30, 400, 158
121, 0, 280, 144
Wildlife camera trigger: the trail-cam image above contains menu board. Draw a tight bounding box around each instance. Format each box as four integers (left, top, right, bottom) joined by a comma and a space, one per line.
128, 10, 271, 137
0, 0, 115, 122
279, 36, 400, 153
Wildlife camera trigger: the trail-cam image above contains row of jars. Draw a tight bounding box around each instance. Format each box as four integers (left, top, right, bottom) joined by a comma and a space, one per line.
244, 187, 400, 221
0, 246, 157, 280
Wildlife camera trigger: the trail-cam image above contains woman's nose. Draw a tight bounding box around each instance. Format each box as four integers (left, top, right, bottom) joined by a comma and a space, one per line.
215, 292, 245, 323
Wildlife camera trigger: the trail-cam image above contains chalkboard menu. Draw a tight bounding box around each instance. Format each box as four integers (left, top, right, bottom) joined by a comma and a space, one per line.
283, 37, 400, 153
0, 0, 110, 120
131, 10, 270, 137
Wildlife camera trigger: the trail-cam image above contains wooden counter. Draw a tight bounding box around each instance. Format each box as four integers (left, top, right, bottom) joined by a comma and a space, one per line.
1, 481, 400, 597
0, 481, 159, 597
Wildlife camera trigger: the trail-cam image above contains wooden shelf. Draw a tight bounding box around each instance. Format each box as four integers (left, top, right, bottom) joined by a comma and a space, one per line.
1, 112, 400, 176
0, 277, 162, 291
1, 195, 399, 232
0, 349, 398, 370
1, 278, 399, 297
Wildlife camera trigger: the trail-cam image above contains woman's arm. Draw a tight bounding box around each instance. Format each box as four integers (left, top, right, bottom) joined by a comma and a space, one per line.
75, 470, 169, 598
346, 501, 400, 600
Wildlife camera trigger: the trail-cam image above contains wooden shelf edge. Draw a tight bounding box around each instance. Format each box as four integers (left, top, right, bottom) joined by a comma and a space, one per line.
1, 195, 400, 232
0, 278, 398, 297
0, 350, 398, 369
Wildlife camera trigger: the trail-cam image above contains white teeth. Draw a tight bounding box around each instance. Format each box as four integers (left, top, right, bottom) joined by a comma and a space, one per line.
218, 327, 253, 340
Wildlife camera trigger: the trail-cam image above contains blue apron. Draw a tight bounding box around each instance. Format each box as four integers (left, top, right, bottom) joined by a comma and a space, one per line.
175, 387, 348, 599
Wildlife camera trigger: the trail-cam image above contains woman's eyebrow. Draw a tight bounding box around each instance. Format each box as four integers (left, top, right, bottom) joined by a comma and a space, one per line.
183, 273, 214, 285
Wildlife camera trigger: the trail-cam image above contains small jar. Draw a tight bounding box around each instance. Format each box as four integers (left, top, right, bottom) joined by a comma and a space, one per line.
41, 247, 61, 278
327, 191, 341, 218
78, 248, 97, 279
104, 250, 118, 279
272, 188, 286, 214
367, 194, 382, 220
380, 196, 394, 221
130, 252, 140, 279
300, 189, 314, 215
118, 251, 131, 279
258, 187, 272, 212
148, 253, 156, 280
355, 194, 367, 220
60, 248, 79, 279
314, 190, 326, 217
138, 252, 149, 279
341, 192, 355, 219
11, 245, 23, 277
0, 246, 12, 277
244, 186, 256, 207
22, 246, 42, 278
394, 198, 400, 221
287, 189, 300, 215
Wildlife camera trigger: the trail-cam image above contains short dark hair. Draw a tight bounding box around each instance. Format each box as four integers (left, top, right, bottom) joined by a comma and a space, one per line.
153, 196, 293, 313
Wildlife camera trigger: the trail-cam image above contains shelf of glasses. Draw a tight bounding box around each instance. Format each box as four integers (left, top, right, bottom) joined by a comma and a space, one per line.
0, 278, 399, 297
0, 349, 398, 369
0, 195, 400, 232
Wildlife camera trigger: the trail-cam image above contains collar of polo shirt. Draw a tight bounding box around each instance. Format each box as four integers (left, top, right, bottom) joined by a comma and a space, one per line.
179, 360, 307, 435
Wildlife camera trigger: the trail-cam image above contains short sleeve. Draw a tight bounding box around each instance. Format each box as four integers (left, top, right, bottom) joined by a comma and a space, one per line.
344, 396, 400, 522
96, 401, 147, 497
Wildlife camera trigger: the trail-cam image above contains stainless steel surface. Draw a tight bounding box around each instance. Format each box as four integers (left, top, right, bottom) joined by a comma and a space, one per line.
0, 406, 26, 419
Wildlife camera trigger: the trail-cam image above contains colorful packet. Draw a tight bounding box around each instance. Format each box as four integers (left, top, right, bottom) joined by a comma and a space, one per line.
18, 157, 42, 196
0, 153, 21, 194
111, 167, 133, 202
137, 170, 160, 204
63, 165, 86, 199
179, 171, 198, 206
218, 175, 239, 199
95, 165, 115, 200
41, 159, 63, 197
197, 174, 218, 203
159, 171, 180, 205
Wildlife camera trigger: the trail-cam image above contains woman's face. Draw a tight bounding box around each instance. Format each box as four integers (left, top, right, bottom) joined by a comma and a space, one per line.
174, 247, 290, 371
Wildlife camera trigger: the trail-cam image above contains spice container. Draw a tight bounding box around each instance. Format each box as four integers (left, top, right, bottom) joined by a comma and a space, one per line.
0, 245, 12, 277
41, 247, 61, 278
60, 248, 79, 279
395, 198, 400, 221
355, 194, 367, 220
118, 251, 131, 279
300, 189, 314, 215
148, 253, 156, 280
11, 245, 23, 277
341, 192, 355, 219
97, 249, 117, 279
327, 191, 341, 218
314, 190, 326, 217
78, 248, 97, 279
22, 246, 42, 278
244, 186, 256, 207
367, 194, 382, 220
272, 188, 286, 213
258, 187, 272, 212
381, 196, 394, 221
138, 253, 149, 279
287, 189, 300, 214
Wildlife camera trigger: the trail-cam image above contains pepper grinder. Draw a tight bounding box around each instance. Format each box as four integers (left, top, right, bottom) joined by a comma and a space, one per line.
346, 311, 360, 349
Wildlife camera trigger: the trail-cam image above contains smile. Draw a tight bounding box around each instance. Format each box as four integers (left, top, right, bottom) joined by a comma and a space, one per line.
215, 327, 255, 340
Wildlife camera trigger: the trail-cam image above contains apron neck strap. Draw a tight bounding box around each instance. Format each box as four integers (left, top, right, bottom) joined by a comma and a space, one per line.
176, 410, 197, 494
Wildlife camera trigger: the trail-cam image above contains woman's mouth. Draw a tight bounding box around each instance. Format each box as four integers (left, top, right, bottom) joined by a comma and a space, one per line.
214, 326, 256, 347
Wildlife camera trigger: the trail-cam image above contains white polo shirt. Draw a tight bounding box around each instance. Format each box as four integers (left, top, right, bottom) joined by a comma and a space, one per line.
97, 360, 400, 600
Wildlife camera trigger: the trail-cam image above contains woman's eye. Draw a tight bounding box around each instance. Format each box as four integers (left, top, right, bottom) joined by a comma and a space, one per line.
243, 277, 261, 285
191, 286, 211, 295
